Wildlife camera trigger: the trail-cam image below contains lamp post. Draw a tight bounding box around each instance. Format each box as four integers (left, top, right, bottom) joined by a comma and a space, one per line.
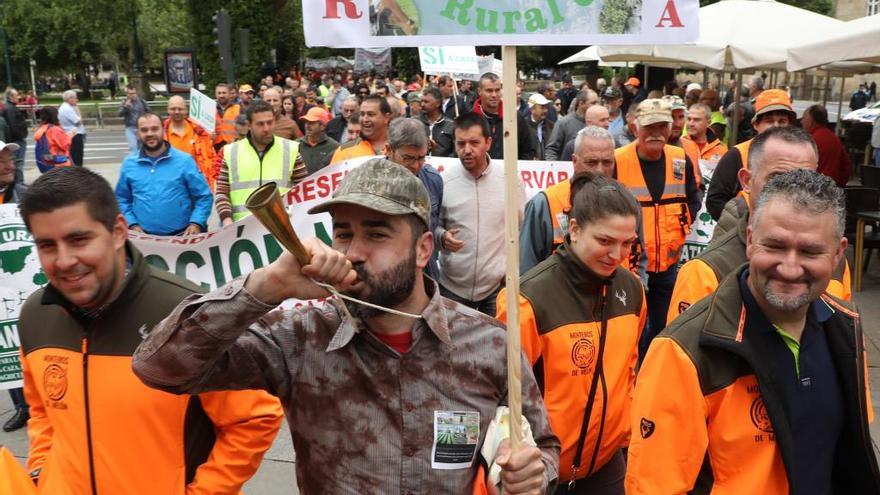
29, 59, 37, 97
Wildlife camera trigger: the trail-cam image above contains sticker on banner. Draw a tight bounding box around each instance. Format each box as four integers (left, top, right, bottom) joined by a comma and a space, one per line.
432, 410, 480, 470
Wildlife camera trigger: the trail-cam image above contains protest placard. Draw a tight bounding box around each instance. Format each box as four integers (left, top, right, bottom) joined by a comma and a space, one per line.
419, 46, 479, 76
304, 0, 699, 48
189, 88, 216, 133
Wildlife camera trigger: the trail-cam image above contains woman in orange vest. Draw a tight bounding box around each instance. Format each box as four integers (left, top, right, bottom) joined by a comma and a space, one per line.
497, 172, 647, 494
33, 106, 72, 172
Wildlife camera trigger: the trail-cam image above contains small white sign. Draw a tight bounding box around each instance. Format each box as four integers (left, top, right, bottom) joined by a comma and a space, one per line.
189, 88, 216, 134
419, 46, 479, 76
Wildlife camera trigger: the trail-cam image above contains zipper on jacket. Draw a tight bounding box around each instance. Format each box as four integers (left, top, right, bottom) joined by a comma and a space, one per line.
82, 335, 98, 495
653, 205, 661, 273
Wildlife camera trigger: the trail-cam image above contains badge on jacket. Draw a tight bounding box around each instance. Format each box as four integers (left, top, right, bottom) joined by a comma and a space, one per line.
673, 159, 686, 181
432, 411, 480, 470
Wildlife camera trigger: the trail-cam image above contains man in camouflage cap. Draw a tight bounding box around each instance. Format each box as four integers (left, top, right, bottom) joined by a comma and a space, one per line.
614, 99, 702, 358
133, 157, 560, 494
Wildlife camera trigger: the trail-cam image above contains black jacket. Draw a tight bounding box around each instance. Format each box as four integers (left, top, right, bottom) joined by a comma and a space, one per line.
1, 101, 28, 142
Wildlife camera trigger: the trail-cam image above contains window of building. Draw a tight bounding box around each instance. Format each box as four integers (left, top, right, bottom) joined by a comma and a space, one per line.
869, 0, 880, 16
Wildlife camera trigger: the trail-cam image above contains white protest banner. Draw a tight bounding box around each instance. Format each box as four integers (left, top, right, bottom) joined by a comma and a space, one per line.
354, 48, 393, 72
0, 204, 48, 391
129, 156, 572, 291
451, 55, 501, 81
680, 158, 720, 263
189, 88, 216, 133
419, 46, 479, 76
303, 0, 699, 48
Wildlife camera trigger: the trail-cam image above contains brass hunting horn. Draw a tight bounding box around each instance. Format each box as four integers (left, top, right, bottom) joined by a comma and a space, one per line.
245, 182, 312, 266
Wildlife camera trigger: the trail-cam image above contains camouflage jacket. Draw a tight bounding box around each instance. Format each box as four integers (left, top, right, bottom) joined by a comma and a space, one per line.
133, 276, 560, 494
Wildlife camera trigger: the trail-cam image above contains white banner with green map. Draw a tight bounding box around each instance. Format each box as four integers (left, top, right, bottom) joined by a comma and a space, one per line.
304, 0, 699, 47
0, 204, 48, 390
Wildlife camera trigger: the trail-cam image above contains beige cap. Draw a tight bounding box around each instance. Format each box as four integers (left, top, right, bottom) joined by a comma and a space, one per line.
636, 99, 673, 127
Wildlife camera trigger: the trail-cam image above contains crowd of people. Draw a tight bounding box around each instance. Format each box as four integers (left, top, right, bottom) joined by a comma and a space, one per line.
1, 66, 878, 494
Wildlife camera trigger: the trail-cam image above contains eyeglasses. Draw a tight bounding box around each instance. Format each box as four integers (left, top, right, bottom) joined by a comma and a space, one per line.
397, 153, 427, 166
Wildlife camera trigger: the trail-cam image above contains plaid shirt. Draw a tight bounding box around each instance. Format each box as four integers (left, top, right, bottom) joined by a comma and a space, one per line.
133, 276, 560, 494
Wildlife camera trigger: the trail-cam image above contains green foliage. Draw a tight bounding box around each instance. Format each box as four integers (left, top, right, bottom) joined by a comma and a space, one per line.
600, 0, 633, 34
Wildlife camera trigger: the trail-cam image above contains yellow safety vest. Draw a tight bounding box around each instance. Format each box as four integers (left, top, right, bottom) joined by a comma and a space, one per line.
225, 136, 299, 221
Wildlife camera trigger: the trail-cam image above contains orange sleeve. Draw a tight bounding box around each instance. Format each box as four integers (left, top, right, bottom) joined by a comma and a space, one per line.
826, 259, 852, 302
626, 337, 709, 495
667, 259, 718, 326
495, 289, 543, 366
185, 390, 284, 495
22, 350, 53, 474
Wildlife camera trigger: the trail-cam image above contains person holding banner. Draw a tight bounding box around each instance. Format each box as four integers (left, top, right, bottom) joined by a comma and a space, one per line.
666, 127, 852, 326
115, 113, 213, 236
132, 158, 560, 494
680, 103, 728, 182
420, 86, 456, 158
17, 167, 284, 493
439, 75, 468, 120
498, 171, 646, 495
215, 100, 308, 227
614, 99, 700, 358
164, 96, 218, 190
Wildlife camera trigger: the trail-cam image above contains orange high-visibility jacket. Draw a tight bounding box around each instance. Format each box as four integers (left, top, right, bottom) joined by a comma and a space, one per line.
681, 136, 728, 182
213, 103, 241, 148
164, 117, 219, 190
615, 143, 690, 273
20, 245, 283, 495
627, 265, 878, 495
667, 204, 852, 325
497, 242, 646, 482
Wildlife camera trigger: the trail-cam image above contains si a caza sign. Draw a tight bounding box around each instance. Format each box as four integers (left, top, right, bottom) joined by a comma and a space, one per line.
419, 46, 479, 76
189, 88, 216, 134
305, 0, 699, 47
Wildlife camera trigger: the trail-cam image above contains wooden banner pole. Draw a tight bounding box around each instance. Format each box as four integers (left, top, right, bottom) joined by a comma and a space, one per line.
501, 45, 524, 450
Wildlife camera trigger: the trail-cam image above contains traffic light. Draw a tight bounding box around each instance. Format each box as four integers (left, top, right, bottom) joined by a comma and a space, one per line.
237, 28, 250, 66
212, 9, 234, 84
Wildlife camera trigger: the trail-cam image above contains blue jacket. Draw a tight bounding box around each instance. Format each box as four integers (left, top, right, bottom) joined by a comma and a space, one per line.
116, 144, 213, 235
418, 164, 443, 282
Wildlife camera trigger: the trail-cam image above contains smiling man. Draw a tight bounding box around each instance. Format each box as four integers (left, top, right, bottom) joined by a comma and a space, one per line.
331, 94, 392, 164
115, 112, 213, 236
627, 169, 880, 495
132, 158, 560, 494
17, 166, 283, 493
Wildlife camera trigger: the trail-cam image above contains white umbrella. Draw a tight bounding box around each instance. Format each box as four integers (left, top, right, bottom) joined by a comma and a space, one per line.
788, 14, 880, 71
558, 46, 629, 68
598, 0, 843, 71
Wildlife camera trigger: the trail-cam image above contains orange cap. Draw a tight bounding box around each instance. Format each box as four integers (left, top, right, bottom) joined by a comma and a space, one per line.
300, 107, 332, 125
625, 77, 640, 87
752, 89, 794, 123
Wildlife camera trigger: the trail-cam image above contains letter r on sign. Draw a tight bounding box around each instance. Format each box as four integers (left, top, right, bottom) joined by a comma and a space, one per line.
323, 0, 362, 19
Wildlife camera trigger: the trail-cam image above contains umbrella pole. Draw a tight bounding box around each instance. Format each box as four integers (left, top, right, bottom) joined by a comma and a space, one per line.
501, 44, 524, 451
822, 74, 830, 106
731, 71, 743, 145
645, 65, 650, 89
836, 75, 846, 136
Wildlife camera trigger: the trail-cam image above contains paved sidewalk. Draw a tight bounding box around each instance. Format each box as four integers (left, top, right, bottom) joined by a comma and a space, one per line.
3, 252, 880, 493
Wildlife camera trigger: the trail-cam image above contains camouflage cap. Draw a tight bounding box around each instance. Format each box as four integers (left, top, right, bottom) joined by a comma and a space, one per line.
662, 95, 686, 112
307, 158, 431, 227
636, 98, 673, 127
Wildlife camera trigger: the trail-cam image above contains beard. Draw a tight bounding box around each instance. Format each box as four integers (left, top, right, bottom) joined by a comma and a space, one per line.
762, 280, 815, 312
343, 247, 417, 321
141, 138, 164, 153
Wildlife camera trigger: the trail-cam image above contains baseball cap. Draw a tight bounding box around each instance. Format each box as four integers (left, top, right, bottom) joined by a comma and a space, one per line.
625, 77, 640, 87
635, 99, 673, 127
685, 82, 702, 93
239, 84, 255, 94
602, 87, 622, 99
406, 92, 422, 104
752, 89, 795, 123
300, 107, 332, 125
307, 158, 431, 228
662, 95, 686, 112
0, 141, 21, 153
528, 93, 552, 106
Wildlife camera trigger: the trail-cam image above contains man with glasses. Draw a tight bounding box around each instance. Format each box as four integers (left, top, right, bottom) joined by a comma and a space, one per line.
383, 118, 443, 280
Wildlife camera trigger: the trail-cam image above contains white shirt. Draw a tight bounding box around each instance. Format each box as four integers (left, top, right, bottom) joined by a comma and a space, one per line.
438, 158, 525, 301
